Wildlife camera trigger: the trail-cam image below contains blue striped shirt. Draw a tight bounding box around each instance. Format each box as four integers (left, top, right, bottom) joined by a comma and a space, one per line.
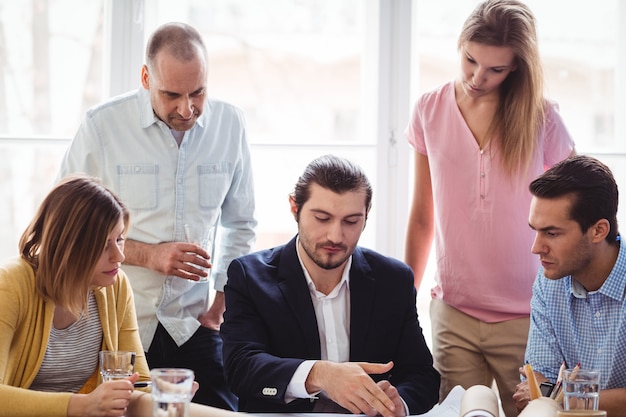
525, 238, 626, 389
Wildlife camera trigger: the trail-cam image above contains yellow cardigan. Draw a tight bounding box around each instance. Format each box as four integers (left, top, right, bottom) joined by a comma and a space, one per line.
0, 257, 150, 416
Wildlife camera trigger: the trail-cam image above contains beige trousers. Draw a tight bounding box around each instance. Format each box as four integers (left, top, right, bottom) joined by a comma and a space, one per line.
430, 298, 530, 417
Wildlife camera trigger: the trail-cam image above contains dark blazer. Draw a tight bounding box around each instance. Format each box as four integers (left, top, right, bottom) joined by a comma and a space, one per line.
221, 236, 440, 414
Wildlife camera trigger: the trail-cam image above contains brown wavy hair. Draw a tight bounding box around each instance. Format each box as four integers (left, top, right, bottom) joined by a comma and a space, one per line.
19, 176, 129, 317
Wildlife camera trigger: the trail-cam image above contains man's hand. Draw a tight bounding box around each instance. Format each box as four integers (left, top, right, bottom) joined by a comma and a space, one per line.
198, 291, 225, 330
377, 380, 407, 417
123, 239, 211, 281
513, 365, 548, 412
306, 361, 402, 417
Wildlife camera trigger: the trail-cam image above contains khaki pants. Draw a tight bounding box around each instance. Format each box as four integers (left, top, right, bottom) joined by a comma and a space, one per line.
430, 299, 530, 417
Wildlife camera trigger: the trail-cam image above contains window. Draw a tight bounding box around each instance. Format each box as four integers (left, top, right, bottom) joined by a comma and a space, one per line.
0, 0, 624, 270
0, 0, 104, 136
0, 0, 105, 257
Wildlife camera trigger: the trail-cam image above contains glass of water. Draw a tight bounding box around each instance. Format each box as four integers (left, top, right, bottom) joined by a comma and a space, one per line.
99, 350, 135, 381
99, 351, 136, 417
562, 369, 600, 411
183, 223, 215, 283
151, 368, 195, 417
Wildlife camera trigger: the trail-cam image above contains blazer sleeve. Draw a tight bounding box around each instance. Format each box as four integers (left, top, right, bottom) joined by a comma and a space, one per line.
352, 252, 440, 414
221, 256, 305, 406
391, 280, 441, 413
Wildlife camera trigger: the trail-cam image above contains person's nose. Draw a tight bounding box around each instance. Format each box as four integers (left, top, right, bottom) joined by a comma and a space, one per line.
326, 221, 344, 244
530, 233, 543, 255
178, 96, 194, 118
112, 242, 125, 264
472, 67, 486, 86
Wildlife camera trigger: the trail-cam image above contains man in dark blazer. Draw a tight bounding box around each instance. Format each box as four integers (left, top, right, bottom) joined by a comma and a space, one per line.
221, 155, 440, 417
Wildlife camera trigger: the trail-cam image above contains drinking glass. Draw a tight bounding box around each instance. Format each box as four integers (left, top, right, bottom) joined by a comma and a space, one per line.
99, 350, 136, 382
151, 368, 195, 417
183, 223, 215, 282
562, 369, 600, 411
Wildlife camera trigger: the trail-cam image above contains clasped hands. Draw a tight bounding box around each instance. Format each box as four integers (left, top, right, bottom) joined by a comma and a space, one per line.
306, 361, 406, 417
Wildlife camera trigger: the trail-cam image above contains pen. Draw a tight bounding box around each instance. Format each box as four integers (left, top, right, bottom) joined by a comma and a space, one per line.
550, 361, 566, 399
555, 362, 580, 403
134, 381, 152, 388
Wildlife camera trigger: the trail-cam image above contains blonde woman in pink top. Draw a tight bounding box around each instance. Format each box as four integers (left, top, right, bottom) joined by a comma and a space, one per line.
404, 1, 575, 415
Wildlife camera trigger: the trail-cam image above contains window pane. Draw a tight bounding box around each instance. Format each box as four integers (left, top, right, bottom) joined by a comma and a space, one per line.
0, 0, 104, 136
0, 0, 103, 260
0, 139, 68, 257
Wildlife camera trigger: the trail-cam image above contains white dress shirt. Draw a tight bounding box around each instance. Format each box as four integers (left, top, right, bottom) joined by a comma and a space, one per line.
285, 239, 351, 401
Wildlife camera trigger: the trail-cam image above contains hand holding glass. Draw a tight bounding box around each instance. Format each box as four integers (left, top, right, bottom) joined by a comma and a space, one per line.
183, 223, 214, 282
151, 368, 195, 417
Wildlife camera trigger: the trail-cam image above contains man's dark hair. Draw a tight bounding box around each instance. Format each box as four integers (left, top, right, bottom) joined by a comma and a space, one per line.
529, 155, 619, 243
291, 154, 372, 219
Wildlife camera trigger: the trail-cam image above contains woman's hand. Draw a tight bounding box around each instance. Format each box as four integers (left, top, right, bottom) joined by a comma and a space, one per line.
68, 372, 139, 417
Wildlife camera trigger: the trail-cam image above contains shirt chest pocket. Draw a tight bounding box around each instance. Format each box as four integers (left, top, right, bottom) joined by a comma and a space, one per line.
198, 163, 231, 210
117, 164, 159, 210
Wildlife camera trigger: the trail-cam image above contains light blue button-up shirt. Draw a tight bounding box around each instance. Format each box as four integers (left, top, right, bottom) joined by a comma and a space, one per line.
58, 87, 257, 348
525, 237, 626, 389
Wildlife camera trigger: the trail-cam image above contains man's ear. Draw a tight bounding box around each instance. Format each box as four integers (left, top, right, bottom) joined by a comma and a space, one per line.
141, 65, 150, 90
289, 195, 299, 221
590, 218, 610, 243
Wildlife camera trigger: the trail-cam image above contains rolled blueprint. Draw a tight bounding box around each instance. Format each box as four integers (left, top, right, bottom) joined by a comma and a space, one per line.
460, 385, 499, 417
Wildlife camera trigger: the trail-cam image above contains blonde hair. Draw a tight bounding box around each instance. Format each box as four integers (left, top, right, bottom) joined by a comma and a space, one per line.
459, 0, 545, 176
19, 176, 129, 317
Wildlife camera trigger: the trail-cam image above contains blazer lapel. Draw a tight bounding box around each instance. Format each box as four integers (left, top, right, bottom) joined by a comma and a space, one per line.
348, 248, 375, 360
276, 237, 322, 359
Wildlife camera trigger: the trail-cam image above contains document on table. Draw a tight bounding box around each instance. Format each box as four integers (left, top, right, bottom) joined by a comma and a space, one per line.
411, 385, 466, 417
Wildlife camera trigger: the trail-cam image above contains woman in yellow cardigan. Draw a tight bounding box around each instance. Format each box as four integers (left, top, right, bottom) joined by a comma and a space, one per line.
0, 177, 237, 417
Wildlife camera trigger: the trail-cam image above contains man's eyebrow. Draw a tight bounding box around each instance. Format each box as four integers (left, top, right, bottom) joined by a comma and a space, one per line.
310, 208, 364, 218
529, 223, 562, 232
159, 87, 205, 96
159, 89, 179, 96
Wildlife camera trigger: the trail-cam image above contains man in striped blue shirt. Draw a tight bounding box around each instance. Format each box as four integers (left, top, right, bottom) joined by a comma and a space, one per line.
513, 155, 626, 416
